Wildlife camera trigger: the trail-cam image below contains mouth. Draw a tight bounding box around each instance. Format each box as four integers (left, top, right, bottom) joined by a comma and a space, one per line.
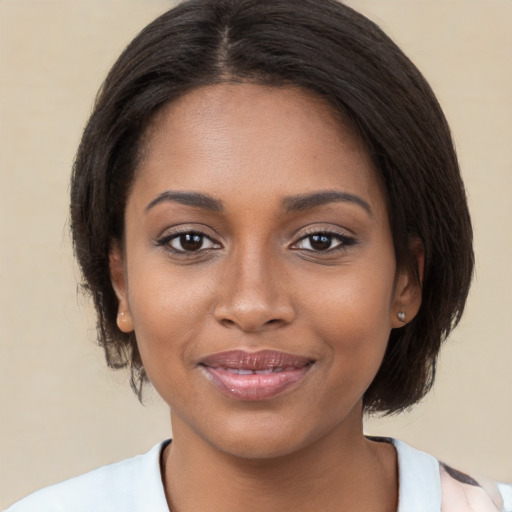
199, 350, 314, 401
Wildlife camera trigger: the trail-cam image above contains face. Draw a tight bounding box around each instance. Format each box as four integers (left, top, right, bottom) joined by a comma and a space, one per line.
111, 83, 421, 459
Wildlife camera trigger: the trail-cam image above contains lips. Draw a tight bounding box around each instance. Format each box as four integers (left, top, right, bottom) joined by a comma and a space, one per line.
200, 350, 313, 401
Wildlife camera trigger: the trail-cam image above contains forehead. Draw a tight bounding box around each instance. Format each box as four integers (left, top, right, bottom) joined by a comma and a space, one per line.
134, 83, 384, 215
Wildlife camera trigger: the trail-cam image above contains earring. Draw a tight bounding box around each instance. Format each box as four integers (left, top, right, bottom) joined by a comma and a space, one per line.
117, 310, 133, 332
397, 311, 406, 322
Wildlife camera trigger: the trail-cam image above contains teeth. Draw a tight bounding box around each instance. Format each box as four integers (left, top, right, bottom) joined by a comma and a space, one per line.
220, 367, 289, 374
224, 368, 255, 374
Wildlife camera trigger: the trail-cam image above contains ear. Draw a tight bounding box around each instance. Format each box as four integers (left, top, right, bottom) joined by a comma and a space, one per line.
391, 238, 424, 328
109, 244, 134, 333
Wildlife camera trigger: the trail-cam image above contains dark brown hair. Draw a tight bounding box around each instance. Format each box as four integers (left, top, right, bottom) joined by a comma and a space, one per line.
70, 0, 473, 413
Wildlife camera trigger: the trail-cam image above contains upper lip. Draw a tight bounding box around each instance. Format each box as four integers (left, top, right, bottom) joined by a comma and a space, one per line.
200, 350, 314, 371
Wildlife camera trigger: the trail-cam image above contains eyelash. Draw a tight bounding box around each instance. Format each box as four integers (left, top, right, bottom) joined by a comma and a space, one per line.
155, 228, 356, 256
291, 229, 356, 253
155, 230, 221, 254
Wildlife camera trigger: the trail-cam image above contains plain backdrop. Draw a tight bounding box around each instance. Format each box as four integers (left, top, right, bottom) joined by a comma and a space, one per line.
1, 0, 511, 508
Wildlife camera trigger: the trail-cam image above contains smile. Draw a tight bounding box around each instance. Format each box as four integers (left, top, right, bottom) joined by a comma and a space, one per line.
200, 350, 314, 401
224, 367, 287, 375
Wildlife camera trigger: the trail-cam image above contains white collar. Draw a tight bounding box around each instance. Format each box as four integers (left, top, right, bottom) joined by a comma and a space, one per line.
392, 438, 441, 512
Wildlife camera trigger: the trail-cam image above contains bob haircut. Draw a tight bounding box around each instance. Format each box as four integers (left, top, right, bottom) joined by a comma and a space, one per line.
70, 0, 473, 414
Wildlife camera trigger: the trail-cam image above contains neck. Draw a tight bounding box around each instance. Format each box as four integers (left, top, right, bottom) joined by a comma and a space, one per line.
162, 411, 398, 512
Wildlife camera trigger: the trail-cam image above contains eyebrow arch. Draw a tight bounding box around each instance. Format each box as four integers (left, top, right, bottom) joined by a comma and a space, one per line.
283, 190, 373, 216
145, 191, 223, 213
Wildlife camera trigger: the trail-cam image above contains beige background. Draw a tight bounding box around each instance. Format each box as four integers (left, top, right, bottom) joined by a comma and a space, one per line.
0, 0, 511, 508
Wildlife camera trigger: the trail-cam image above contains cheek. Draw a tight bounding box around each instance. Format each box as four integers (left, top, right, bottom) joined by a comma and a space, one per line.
302, 262, 395, 331
299, 263, 395, 374
126, 259, 217, 371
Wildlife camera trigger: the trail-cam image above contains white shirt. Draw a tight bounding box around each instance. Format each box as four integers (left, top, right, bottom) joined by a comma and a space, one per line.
6, 439, 512, 512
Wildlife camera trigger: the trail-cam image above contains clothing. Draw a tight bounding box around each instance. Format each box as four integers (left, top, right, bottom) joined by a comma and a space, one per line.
6, 439, 512, 512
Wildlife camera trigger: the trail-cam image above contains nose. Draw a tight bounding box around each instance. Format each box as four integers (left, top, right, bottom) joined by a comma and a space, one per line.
213, 247, 296, 333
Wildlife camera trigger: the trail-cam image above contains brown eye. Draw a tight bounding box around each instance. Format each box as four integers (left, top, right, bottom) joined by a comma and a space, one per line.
179, 233, 203, 251
165, 232, 219, 253
293, 232, 354, 252
309, 234, 333, 251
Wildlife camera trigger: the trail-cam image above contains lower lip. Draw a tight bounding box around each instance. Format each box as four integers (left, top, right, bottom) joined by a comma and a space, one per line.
201, 366, 311, 401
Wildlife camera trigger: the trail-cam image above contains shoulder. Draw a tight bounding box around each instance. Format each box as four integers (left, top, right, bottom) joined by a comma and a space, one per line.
390, 438, 512, 512
440, 463, 512, 512
5, 441, 170, 512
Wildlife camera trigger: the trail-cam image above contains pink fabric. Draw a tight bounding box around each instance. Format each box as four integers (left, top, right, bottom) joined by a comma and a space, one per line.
440, 465, 506, 511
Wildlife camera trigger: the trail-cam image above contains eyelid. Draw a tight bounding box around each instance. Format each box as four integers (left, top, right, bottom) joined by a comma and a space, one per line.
155, 224, 220, 240
290, 226, 356, 252
153, 224, 356, 255
154, 225, 222, 253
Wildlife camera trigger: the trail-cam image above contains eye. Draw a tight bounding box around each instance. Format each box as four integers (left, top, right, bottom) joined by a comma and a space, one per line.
158, 231, 220, 253
293, 232, 354, 252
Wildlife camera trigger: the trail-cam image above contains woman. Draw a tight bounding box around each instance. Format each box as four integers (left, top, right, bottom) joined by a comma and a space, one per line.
7, 0, 511, 510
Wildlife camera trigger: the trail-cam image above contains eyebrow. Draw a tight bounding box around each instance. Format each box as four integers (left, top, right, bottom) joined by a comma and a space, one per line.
145, 189, 372, 216
283, 190, 373, 216
145, 191, 223, 213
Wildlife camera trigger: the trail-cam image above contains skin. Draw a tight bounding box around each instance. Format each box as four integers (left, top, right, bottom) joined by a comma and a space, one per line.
110, 83, 422, 512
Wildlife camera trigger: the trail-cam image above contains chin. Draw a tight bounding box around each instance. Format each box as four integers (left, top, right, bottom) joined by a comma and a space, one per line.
212, 430, 314, 461
196, 407, 344, 462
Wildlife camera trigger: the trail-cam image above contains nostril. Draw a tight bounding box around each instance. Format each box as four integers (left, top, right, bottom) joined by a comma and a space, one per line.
214, 297, 296, 332
218, 316, 287, 332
